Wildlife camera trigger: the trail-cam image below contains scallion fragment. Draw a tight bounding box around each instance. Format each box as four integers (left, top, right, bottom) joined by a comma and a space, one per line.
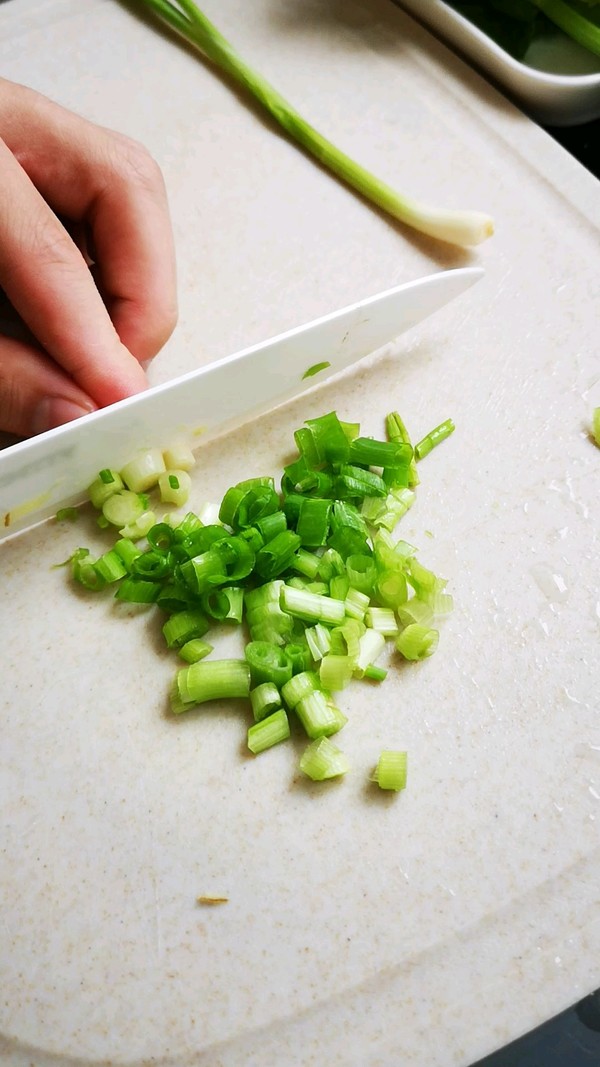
247, 709, 290, 753
299, 737, 350, 781
372, 751, 407, 791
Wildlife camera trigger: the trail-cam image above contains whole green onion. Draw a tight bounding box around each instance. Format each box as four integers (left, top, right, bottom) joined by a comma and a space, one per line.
134, 1, 493, 246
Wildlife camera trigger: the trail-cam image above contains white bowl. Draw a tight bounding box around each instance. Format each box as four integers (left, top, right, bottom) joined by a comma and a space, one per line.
398, 0, 600, 126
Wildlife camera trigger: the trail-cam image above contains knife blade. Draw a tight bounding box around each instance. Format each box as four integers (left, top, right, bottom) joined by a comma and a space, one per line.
0, 266, 482, 540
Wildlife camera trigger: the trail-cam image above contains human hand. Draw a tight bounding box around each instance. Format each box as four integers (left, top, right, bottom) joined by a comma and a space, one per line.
0, 76, 177, 437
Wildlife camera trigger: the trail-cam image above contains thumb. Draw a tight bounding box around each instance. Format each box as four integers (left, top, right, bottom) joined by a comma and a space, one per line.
0, 334, 97, 437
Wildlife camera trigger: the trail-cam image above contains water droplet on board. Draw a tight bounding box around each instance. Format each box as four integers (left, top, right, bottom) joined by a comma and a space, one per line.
589, 785, 600, 801
531, 564, 570, 605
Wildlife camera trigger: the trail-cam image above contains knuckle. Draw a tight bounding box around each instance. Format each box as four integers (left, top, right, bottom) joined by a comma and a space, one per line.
110, 134, 165, 195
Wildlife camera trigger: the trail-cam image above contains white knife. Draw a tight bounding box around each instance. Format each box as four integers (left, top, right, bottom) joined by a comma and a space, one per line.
0, 267, 482, 540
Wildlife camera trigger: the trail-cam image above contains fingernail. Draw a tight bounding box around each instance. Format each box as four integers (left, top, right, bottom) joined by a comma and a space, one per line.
32, 397, 96, 436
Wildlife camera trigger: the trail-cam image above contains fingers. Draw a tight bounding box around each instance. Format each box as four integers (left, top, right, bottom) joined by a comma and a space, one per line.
0, 334, 97, 437
1, 81, 178, 366
0, 135, 149, 409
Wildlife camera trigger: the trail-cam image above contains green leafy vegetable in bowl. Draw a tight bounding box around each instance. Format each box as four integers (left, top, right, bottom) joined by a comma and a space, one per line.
447, 0, 600, 61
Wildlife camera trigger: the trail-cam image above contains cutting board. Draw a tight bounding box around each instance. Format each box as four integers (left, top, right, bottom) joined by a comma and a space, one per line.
1, 2, 599, 1065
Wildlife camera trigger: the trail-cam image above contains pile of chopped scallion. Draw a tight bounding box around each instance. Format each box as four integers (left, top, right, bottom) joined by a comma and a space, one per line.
63, 410, 456, 791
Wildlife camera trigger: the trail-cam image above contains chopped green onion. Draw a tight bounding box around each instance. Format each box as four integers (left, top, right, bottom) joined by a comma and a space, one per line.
372, 751, 407, 791
201, 587, 244, 623
304, 623, 332, 662
115, 577, 161, 603
72, 550, 106, 592
316, 548, 345, 582
245, 641, 293, 688
344, 587, 370, 621
99, 468, 116, 485
55, 507, 79, 523
329, 619, 362, 662
94, 549, 128, 583
327, 526, 370, 560
163, 608, 209, 648
102, 490, 144, 528
88, 469, 124, 509
255, 530, 302, 579
415, 419, 455, 461
147, 523, 176, 554
247, 709, 290, 754
281, 670, 320, 709
305, 412, 351, 465
319, 653, 354, 691
329, 574, 350, 602
302, 361, 331, 379
363, 664, 387, 682
396, 623, 439, 661
386, 412, 419, 488
180, 548, 226, 593
254, 510, 287, 542
280, 585, 345, 626
250, 682, 281, 722
179, 638, 213, 664
216, 536, 256, 581
355, 628, 386, 676
397, 598, 434, 627
113, 538, 142, 571
174, 658, 250, 708
285, 643, 312, 675
291, 548, 321, 580
163, 443, 196, 471
155, 582, 190, 614
330, 500, 369, 538
337, 464, 387, 499
159, 469, 191, 506
296, 498, 332, 548
296, 690, 347, 739
96, 514, 110, 529
120, 449, 166, 493
136, 0, 493, 247
132, 549, 173, 579
345, 553, 377, 596
348, 437, 412, 469
365, 607, 398, 637
375, 570, 408, 609
299, 737, 350, 781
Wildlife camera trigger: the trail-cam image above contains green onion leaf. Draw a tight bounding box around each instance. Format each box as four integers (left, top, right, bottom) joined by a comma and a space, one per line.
55, 507, 79, 523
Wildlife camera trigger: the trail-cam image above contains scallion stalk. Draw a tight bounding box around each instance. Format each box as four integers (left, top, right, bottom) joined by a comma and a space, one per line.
280, 584, 345, 626
299, 737, 350, 781
396, 623, 439, 661
372, 750, 407, 791
135, 0, 494, 246
296, 690, 347, 739
174, 658, 251, 709
250, 682, 282, 722
247, 708, 290, 754
415, 419, 455, 461
179, 638, 213, 664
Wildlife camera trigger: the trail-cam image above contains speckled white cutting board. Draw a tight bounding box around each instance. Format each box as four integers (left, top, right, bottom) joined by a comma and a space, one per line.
0, 2, 599, 1065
